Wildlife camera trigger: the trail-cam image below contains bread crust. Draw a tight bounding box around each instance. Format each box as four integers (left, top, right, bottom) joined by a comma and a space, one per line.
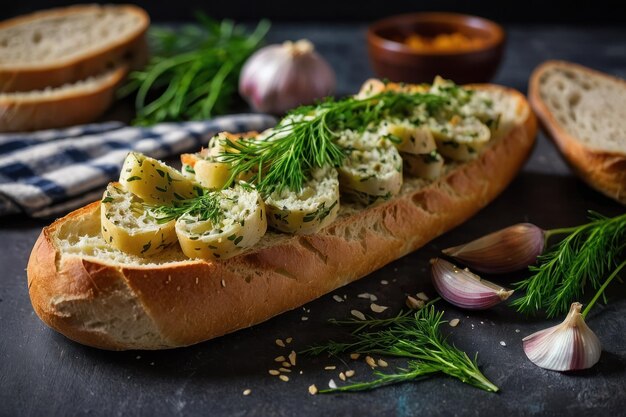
529, 60, 626, 204
27, 86, 537, 350
0, 4, 149, 93
0, 66, 127, 132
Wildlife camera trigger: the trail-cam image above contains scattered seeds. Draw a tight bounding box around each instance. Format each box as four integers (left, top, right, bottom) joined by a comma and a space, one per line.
345, 370, 355, 378
136, 356, 141, 360
515, 329, 521, 333
416, 292, 429, 301
381, 280, 389, 285
275, 339, 285, 347
279, 375, 289, 382
288, 350, 297, 366
350, 353, 360, 360
243, 389, 251, 396
358, 292, 377, 301
301, 316, 309, 321
328, 379, 337, 389
324, 365, 336, 370
500, 341, 507, 347
365, 356, 377, 368
221, 279, 226, 287
286, 337, 293, 344
274, 356, 286, 362
268, 370, 280, 376
195, 277, 199, 285
308, 384, 318, 395
406, 295, 425, 310
351, 309, 366, 320
377, 359, 389, 367
339, 372, 346, 381
282, 362, 291, 368
279, 367, 291, 373
333, 295, 344, 303
449, 318, 460, 327
370, 303, 388, 313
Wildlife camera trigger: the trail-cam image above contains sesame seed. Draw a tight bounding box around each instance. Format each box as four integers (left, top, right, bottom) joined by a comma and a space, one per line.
299, 371, 303, 375
195, 277, 199, 285
243, 389, 251, 396
351, 309, 366, 320
275, 339, 285, 347
381, 280, 389, 285
370, 303, 388, 313
279, 368, 291, 373
332, 295, 344, 303
515, 329, 520, 333
150, 362, 155, 366
328, 379, 337, 389
377, 359, 388, 367
286, 337, 293, 344
350, 353, 360, 360
176, 286, 181, 291
345, 370, 355, 378
288, 350, 297, 366
449, 318, 460, 327
301, 316, 309, 321
268, 370, 280, 376
339, 372, 346, 381
358, 292, 378, 301
282, 362, 291, 368
308, 384, 318, 395
279, 375, 289, 382
136, 356, 141, 360
416, 292, 429, 301
365, 356, 377, 368
500, 341, 507, 347
221, 279, 226, 287
324, 365, 336, 370
406, 295, 424, 310
274, 356, 286, 362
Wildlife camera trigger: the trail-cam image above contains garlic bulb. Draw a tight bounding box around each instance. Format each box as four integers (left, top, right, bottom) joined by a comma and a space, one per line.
442, 223, 544, 273
430, 258, 513, 310
239, 39, 336, 114
523, 302, 602, 371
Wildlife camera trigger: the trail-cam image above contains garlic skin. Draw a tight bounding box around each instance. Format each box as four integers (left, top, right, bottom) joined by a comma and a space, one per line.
430, 258, 513, 310
442, 223, 544, 274
239, 39, 336, 114
523, 302, 602, 371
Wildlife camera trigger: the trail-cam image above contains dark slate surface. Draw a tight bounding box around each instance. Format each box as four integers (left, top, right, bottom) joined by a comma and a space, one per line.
1, 24, 626, 417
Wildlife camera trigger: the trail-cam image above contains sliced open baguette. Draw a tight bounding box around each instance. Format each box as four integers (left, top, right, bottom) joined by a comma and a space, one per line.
529, 61, 626, 204
27, 84, 536, 350
0, 66, 126, 132
0, 4, 149, 93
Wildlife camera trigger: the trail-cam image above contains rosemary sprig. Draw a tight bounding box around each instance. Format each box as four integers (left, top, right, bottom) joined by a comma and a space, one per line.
303, 304, 499, 393
220, 91, 450, 194
119, 15, 270, 125
150, 191, 223, 224
512, 211, 626, 317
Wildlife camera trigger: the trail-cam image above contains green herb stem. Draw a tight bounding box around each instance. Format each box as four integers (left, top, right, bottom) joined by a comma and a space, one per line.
582, 258, 626, 318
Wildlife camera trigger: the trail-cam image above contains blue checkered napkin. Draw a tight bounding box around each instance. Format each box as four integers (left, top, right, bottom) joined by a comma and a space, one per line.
0, 114, 276, 218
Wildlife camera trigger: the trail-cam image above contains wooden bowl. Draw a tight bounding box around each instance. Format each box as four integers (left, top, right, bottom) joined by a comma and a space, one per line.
367, 12, 505, 84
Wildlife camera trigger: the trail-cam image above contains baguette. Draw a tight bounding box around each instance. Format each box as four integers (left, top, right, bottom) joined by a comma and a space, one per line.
0, 4, 149, 93
27, 84, 536, 350
529, 60, 626, 204
0, 66, 126, 132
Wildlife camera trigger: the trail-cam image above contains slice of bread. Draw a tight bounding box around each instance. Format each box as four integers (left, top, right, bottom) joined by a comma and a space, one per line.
0, 66, 126, 132
0, 4, 149, 93
27, 84, 537, 350
529, 61, 626, 204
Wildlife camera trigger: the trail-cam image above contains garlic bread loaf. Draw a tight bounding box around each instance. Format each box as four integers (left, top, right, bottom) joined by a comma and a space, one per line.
529, 61, 626, 204
27, 82, 536, 350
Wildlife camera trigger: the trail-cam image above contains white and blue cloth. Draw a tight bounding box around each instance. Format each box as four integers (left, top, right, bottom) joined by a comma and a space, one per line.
0, 114, 276, 218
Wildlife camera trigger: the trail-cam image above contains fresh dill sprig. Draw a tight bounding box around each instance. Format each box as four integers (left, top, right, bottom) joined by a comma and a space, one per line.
302, 304, 499, 393
220, 91, 449, 194
150, 191, 223, 224
512, 211, 626, 317
119, 15, 270, 125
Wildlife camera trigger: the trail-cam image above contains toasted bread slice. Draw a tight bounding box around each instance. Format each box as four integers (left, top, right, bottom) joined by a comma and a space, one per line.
0, 4, 149, 93
529, 60, 626, 204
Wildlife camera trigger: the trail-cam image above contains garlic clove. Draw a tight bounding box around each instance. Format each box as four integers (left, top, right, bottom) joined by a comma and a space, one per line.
523, 302, 602, 371
442, 223, 545, 273
430, 258, 513, 310
239, 39, 336, 114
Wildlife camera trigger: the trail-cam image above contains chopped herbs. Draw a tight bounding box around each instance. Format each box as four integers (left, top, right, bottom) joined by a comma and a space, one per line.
151, 190, 223, 224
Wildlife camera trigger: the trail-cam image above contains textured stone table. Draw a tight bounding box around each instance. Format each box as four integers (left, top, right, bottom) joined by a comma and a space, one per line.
1, 23, 625, 417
